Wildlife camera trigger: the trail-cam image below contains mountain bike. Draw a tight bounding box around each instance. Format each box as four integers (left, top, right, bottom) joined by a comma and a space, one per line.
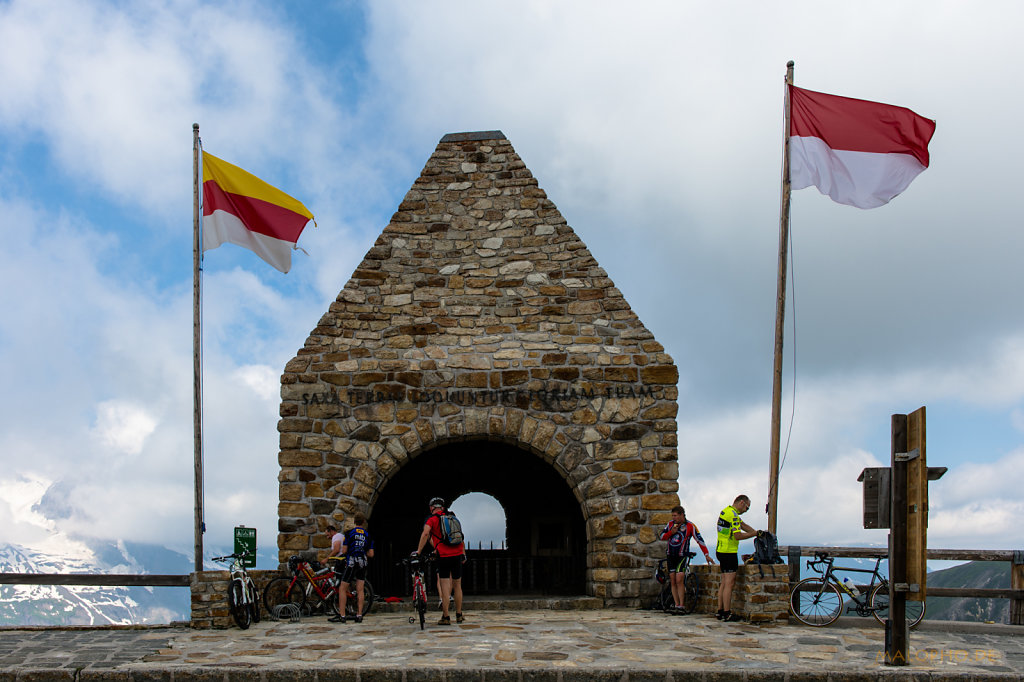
401, 553, 430, 630
212, 551, 260, 629
790, 551, 925, 628
263, 555, 374, 619
653, 552, 699, 614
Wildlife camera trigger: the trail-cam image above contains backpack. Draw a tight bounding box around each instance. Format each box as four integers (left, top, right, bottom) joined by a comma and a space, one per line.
747, 531, 783, 576
437, 511, 464, 546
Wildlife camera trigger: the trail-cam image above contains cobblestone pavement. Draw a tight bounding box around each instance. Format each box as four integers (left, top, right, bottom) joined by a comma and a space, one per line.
1, 610, 1022, 680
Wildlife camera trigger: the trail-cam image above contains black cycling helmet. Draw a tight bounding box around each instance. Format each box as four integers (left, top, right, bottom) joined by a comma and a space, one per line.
429, 497, 445, 508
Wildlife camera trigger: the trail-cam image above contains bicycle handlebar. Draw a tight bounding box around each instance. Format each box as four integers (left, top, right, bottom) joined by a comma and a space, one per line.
211, 550, 252, 563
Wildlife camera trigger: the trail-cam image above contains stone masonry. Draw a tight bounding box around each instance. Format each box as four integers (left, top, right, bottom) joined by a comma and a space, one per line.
694, 564, 790, 623
277, 131, 680, 605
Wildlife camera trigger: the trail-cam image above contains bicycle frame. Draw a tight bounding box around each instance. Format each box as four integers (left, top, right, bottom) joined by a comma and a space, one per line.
401, 556, 430, 629
809, 554, 883, 608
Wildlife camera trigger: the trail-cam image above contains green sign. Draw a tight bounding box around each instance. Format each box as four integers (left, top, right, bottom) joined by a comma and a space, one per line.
233, 526, 257, 568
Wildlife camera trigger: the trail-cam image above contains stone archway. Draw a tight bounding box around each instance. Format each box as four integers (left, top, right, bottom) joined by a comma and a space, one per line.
277, 131, 679, 605
368, 439, 587, 595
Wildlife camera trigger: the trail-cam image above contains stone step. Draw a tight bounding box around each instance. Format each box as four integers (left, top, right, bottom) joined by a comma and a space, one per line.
371, 594, 603, 613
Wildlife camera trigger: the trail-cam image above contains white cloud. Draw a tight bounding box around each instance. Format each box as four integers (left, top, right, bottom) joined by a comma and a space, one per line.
2, 0, 1024, 566
91, 401, 158, 456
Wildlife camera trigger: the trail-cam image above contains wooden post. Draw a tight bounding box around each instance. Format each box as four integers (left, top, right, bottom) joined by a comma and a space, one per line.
768, 60, 795, 536
887, 413, 909, 665
192, 124, 204, 573
788, 545, 801, 586
906, 407, 927, 600
1012, 551, 1024, 626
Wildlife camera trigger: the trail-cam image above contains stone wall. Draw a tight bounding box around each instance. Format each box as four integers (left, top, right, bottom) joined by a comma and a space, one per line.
190, 570, 279, 629
277, 131, 680, 605
694, 564, 790, 623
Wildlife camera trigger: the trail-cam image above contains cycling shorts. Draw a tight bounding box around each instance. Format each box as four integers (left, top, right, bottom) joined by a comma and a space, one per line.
717, 551, 739, 574
667, 554, 689, 574
338, 556, 367, 584
435, 554, 464, 580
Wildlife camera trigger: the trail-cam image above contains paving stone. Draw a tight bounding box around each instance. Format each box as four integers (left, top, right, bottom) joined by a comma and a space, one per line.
0, 612, 1022, 679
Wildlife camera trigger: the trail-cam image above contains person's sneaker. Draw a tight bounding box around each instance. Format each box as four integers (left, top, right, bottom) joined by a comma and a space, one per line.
328, 615, 346, 623
716, 610, 725, 620
354, 615, 363, 623
724, 613, 743, 622
455, 612, 464, 624
437, 615, 451, 626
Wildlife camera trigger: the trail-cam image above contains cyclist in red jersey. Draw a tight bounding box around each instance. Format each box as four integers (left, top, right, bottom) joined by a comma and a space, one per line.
415, 497, 466, 625
661, 505, 713, 610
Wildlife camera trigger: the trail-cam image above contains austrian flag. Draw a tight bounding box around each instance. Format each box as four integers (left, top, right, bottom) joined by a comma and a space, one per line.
789, 85, 936, 209
201, 152, 315, 273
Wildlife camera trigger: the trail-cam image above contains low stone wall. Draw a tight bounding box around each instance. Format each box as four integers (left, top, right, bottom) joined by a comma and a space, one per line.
694, 563, 790, 623
190, 564, 789, 627
190, 570, 280, 629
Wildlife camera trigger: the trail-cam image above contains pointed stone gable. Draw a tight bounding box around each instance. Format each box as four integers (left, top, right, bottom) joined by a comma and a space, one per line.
278, 131, 680, 605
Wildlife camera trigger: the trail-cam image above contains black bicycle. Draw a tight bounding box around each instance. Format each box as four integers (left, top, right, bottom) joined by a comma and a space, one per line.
790, 552, 925, 628
653, 552, 699, 614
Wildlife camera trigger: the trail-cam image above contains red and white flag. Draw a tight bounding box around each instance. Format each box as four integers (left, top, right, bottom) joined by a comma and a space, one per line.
202, 152, 315, 273
789, 85, 936, 209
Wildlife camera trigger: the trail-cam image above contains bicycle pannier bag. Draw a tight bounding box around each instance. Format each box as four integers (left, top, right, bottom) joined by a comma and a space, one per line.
439, 511, 464, 545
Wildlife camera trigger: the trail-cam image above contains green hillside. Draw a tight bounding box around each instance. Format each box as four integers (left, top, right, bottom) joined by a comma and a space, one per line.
925, 561, 1011, 623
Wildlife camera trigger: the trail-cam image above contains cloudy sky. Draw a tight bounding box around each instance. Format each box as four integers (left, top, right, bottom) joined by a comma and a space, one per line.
1, 0, 1022, 566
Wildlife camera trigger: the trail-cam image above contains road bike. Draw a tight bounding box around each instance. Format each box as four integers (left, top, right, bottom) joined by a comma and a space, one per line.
790, 551, 925, 628
653, 552, 699, 614
212, 551, 260, 630
401, 554, 430, 630
263, 555, 374, 619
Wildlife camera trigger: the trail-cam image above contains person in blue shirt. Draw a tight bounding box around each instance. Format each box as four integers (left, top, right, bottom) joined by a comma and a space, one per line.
329, 513, 374, 623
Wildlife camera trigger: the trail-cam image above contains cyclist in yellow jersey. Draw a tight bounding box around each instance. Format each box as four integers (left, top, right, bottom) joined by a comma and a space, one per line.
715, 494, 759, 622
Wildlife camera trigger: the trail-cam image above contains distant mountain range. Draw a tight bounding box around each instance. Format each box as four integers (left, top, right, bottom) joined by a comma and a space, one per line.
1, 541, 1013, 626
925, 560, 1012, 624
0, 541, 193, 626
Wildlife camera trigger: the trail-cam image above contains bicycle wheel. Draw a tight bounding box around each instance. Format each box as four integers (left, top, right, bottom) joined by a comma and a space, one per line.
247, 577, 261, 623
790, 577, 843, 627
345, 580, 375, 618
263, 577, 305, 618
654, 584, 673, 612
870, 583, 925, 629
227, 580, 252, 629
682, 571, 699, 614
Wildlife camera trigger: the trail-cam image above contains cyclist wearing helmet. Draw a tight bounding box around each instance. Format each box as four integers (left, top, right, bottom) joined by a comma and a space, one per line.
415, 496, 465, 625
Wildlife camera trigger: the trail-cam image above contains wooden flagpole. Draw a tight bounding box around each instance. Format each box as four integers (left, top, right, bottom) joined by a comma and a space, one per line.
192, 123, 205, 573
767, 61, 794, 536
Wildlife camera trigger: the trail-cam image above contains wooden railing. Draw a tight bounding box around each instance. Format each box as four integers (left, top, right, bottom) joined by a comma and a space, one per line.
0, 574, 190, 586
781, 545, 1024, 625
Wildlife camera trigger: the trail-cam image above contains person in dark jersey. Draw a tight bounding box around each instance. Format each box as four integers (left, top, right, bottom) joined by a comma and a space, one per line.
661, 505, 714, 610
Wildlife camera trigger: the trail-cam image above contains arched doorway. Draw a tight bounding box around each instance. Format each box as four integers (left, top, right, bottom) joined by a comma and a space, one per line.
450, 492, 507, 548
367, 440, 587, 597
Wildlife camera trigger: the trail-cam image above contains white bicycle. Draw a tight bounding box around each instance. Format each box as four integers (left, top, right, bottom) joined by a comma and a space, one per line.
213, 551, 261, 629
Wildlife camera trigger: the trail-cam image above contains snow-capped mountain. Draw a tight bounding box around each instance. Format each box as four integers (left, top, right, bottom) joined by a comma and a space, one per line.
0, 540, 192, 626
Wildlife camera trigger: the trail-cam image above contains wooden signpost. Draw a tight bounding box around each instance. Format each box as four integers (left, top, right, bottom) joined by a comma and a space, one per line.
857, 408, 945, 665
